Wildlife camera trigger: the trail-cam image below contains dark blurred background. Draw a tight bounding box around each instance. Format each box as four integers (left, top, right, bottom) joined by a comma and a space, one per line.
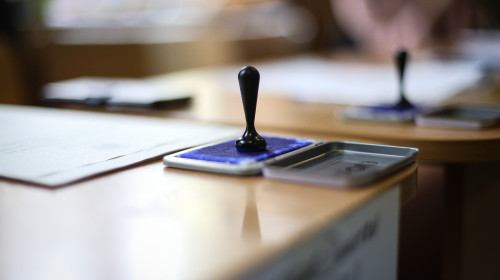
2, 0, 500, 105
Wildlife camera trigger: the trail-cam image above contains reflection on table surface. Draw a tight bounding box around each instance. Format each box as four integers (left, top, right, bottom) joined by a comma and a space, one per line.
0, 160, 417, 280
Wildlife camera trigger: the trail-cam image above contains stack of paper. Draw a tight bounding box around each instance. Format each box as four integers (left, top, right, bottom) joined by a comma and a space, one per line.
0, 105, 239, 187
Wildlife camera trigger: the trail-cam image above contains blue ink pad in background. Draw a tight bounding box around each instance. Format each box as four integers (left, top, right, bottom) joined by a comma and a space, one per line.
340, 104, 428, 123
163, 136, 319, 175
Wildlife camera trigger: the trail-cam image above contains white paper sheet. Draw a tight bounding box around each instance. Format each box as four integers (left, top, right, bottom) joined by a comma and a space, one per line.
213, 55, 483, 106
0, 105, 240, 187
43, 77, 191, 106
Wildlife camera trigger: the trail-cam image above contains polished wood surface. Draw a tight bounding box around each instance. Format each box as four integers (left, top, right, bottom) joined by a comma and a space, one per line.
139, 63, 500, 279
40, 55, 500, 279
147, 67, 500, 163
0, 160, 417, 280
190, 94, 500, 162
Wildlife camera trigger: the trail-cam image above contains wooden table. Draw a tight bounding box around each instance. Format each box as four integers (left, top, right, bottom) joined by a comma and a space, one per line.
142, 63, 500, 280
150, 71, 500, 163
0, 154, 417, 280
41, 55, 500, 279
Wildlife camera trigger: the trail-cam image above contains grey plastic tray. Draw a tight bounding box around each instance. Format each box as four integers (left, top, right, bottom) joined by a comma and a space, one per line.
415, 105, 500, 129
263, 141, 418, 188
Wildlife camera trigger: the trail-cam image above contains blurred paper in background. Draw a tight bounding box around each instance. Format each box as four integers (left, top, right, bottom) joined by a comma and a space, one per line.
210, 55, 484, 106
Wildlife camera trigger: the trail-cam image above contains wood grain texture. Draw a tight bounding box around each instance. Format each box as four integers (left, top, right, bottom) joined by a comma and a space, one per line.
0, 161, 417, 280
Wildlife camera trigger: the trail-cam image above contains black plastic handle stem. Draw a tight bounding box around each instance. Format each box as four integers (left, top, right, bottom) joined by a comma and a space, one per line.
395, 49, 413, 108
235, 66, 266, 152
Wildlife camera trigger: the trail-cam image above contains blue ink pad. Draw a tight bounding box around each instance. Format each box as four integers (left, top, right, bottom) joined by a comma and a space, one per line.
176, 136, 314, 164
164, 136, 318, 175
341, 104, 427, 122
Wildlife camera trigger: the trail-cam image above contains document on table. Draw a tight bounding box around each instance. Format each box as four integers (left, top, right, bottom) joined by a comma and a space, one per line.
212, 55, 483, 106
265, 56, 483, 105
0, 105, 240, 187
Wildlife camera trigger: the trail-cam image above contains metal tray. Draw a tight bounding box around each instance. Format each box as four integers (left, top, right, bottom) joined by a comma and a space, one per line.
263, 141, 418, 188
415, 105, 500, 129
